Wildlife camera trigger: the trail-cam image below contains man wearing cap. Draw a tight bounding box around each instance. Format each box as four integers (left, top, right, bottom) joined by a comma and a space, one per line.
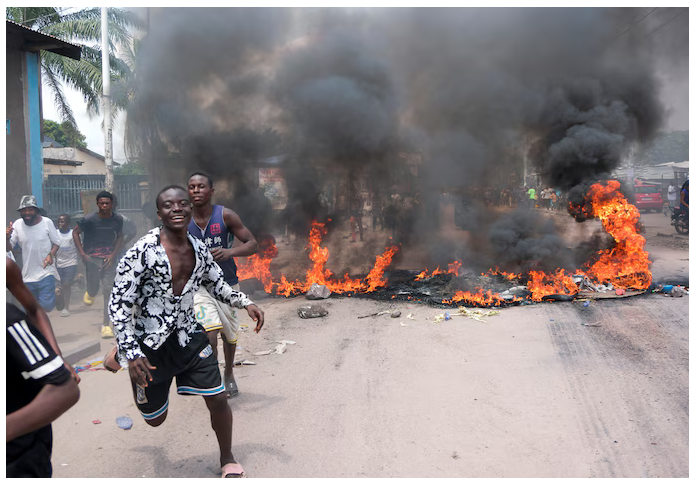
6, 196, 61, 311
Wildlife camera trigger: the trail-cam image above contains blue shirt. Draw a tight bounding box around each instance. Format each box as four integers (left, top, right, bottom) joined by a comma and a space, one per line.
188, 205, 238, 285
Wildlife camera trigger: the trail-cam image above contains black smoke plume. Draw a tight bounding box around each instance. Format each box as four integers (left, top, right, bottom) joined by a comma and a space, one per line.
125, 8, 683, 273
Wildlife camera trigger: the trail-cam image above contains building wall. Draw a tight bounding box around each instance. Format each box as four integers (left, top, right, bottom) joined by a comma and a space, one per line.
43, 147, 106, 176
44, 163, 79, 176
5, 35, 30, 223
75, 149, 107, 174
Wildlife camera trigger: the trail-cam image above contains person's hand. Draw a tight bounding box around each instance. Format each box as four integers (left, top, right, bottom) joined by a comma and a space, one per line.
6, 222, 13, 240
211, 247, 234, 262
43, 254, 53, 268
128, 357, 156, 387
103, 253, 116, 270
245, 304, 264, 333
65, 361, 81, 384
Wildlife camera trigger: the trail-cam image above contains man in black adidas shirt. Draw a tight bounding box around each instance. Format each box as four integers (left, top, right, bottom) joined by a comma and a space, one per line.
6, 303, 80, 477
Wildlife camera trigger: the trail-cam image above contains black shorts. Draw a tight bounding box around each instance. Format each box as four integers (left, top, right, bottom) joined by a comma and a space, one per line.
132, 327, 225, 421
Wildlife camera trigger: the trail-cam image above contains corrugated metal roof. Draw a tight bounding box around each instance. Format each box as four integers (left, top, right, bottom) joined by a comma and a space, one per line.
6, 19, 82, 60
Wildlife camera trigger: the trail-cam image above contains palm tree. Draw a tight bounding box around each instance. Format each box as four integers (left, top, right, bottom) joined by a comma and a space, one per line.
6, 7, 142, 126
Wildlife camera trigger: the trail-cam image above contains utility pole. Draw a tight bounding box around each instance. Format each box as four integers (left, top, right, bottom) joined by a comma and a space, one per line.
101, 7, 114, 192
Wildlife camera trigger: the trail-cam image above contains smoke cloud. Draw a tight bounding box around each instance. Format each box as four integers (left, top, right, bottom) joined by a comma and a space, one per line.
126, 7, 684, 273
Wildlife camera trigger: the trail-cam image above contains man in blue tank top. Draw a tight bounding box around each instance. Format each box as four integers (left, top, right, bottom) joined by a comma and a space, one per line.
188, 172, 259, 399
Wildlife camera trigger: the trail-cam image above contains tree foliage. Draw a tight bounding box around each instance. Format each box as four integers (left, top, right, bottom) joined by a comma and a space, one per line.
43, 119, 88, 148
114, 158, 147, 175
6, 7, 142, 126
639, 131, 689, 165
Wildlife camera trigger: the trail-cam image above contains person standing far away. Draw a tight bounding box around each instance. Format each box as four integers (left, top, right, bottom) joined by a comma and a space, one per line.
5, 300, 80, 478
72, 191, 124, 338
188, 172, 259, 399
54, 215, 78, 317
6, 196, 61, 311
667, 183, 677, 209
109, 185, 264, 478
527, 187, 536, 209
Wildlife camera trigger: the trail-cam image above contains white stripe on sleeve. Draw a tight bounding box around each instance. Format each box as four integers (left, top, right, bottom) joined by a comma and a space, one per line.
20, 320, 49, 359
8, 325, 36, 365
21, 355, 64, 380
13, 323, 43, 362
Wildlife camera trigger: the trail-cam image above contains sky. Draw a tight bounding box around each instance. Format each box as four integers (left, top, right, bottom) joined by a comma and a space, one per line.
43, 86, 127, 160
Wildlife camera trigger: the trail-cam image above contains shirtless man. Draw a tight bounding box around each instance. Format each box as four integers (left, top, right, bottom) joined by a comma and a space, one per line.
108, 185, 264, 478
187, 172, 259, 398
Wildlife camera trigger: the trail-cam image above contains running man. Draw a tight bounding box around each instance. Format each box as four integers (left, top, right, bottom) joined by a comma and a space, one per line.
6, 196, 61, 311
73, 191, 124, 338
187, 172, 259, 398
108, 185, 264, 478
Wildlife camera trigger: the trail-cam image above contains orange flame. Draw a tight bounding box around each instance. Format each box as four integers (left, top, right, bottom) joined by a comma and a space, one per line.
236, 239, 278, 293
482, 267, 520, 281
415, 261, 462, 280
585, 181, 651, 289
527, 269, 579, 301
443, 288, 505, 307
272, 220, 399, 297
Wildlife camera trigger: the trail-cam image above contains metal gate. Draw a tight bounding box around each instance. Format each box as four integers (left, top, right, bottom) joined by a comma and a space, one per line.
43, 175, 148, 217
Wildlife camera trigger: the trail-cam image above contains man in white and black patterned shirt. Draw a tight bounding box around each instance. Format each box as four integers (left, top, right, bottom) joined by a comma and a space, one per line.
108, 185, 264, 478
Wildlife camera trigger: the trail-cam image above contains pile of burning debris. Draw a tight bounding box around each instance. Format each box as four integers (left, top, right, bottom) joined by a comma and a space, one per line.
237, 180, 656, 308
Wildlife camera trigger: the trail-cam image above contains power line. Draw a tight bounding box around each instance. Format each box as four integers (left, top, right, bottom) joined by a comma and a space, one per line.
644, 8, 687, 39
614, 7, 658, 40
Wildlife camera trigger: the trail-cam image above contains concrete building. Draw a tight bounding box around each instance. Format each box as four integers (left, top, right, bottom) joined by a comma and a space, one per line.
6, 20, 80, 221
43, 138, 118, 177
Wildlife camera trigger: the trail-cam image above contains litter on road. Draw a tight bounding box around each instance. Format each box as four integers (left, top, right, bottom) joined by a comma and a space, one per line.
298, 305, 328, 318
116, 417, 133, 430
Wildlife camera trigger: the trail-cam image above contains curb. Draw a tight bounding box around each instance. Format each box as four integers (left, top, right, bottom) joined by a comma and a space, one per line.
63, 340, 101, 365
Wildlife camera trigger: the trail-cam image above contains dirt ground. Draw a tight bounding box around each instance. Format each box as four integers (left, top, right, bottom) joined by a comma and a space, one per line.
50, 208, 688, 478
53, 293, 689, 478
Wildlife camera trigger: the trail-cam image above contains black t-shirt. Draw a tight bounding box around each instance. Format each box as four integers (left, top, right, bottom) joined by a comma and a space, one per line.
6, 303, 71, 477
78, 212, 123, 258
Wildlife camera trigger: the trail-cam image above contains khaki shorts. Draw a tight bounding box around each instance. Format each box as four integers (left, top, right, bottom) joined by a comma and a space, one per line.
193, 285, 240, 344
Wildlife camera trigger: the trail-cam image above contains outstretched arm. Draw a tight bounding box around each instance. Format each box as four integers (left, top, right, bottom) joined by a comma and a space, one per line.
200, 244, 264, 332
6, 313, 80, 441
6, 258, 79, 383
6, 379, 79, 442
109, 246, 147, 364
210, 208, 258, 263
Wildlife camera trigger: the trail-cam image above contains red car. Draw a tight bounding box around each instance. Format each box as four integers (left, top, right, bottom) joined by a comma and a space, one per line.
634, 184, 663, 212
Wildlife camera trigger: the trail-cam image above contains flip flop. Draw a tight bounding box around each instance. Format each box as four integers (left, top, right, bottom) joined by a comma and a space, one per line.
226, 379, 239, 398
221, 462, 246, 477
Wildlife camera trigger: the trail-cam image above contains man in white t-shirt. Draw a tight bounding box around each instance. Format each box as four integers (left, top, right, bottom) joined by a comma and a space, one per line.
667, 184, 677, 208
5, 196, 61, 311
55, 214, 79, 317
